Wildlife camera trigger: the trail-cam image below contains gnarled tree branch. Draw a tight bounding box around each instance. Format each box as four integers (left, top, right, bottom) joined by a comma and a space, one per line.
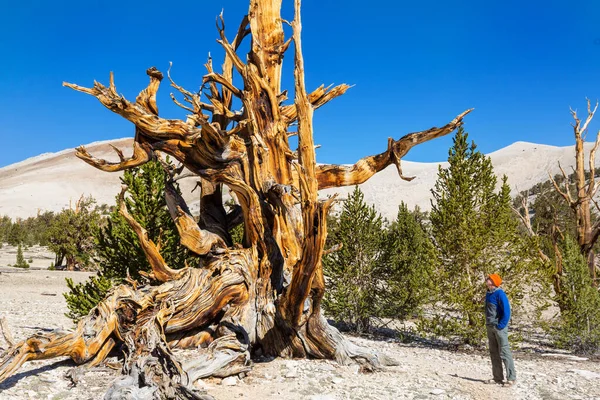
76, 140, 153, 172
64, 70, 201, 141
316, 108, 473, 189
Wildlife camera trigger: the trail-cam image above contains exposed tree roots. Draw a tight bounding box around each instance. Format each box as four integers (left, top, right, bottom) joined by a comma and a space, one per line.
0, 254, 395, 398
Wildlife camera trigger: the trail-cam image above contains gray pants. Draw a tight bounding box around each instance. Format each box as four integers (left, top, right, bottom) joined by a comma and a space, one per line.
486, 325, 516, 382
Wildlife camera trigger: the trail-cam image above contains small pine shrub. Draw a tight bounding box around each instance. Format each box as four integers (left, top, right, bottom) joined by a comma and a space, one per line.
14, 243, 30, 269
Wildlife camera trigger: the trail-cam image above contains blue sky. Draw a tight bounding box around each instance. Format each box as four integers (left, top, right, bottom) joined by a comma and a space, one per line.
1, 0, 600, 168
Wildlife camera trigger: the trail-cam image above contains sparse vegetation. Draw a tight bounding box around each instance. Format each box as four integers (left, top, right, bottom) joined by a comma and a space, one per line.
13, 243, 29, 269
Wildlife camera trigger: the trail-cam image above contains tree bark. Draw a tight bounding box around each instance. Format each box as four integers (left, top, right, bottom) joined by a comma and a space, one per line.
0, 1, 471, 398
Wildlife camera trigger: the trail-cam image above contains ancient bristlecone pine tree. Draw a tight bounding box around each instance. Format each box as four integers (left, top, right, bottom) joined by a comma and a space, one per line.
0, 1, 471, 398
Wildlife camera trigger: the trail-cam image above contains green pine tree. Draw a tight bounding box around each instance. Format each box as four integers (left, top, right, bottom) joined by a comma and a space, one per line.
424, 127, 529, 345
323, 186, 386, 333
0, 215, 11, 244
7, 221, 26, 246
64, 160, 198, 321
551, 234, 600, 354
380, 202, 437, 321
14, 243, 29, 269
47, 197, 101, 269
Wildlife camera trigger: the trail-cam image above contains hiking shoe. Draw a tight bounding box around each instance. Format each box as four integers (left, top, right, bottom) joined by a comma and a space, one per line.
503, 380, 516, 387
485, 379, 503, 384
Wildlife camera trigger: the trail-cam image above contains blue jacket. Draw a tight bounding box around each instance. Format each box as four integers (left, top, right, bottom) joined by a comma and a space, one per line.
485, 288, 511, 329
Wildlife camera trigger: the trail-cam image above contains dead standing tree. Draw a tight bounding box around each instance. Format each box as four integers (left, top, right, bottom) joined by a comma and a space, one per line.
0, 0, 471, 398
512, 193, 565, 298
549, 99, 600, 285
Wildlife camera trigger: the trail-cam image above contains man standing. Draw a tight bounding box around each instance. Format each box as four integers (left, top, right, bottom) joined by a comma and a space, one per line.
485, 273, 517, 386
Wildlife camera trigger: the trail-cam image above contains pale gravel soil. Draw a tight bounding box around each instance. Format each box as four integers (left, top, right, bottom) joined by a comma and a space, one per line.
0, 269, 599, 400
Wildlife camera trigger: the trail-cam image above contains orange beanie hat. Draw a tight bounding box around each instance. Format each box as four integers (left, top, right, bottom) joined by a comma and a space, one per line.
488, 274, 502, 287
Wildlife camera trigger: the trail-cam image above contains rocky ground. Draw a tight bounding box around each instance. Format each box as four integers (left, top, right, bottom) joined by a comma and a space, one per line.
0, 268, 599, 400
0, 244, 55, 270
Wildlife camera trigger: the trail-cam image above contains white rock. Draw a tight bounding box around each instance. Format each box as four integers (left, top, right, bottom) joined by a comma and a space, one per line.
309, 396, 335, 400
331, 377, 344, 384
430, 389, 445, 395
222, 376, 238, 386
541, 353, 588, 361
284, 369, 298, 378
568, 369, 600, 379
319, 363, 336, 372
193, 380, 208, 389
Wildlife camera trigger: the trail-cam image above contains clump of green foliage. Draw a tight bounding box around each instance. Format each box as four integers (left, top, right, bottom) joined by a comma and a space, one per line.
549, 235, 600, 354
323, 187, 436, 333
47, 197, 101, 270
379, 202, 436, 321
64, 275, 114, 321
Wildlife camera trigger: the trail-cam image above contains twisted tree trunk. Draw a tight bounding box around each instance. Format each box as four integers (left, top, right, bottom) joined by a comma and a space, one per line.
549, 99, 600, 285
0, 1, 471, 398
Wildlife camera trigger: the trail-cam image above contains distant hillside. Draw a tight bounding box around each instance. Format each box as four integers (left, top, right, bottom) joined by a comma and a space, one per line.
0, 139, 203, 220
1, 139, 598, 220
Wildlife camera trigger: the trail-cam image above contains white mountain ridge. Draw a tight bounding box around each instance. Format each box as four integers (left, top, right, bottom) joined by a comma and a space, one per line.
0, 139, 597, 220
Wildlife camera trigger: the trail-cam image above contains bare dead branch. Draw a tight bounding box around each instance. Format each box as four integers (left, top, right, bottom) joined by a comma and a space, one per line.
388, 137, 416, 181
588, 130, 600, 197
316, 109, 473, 189
75, 140, 152, 172
281, 84, 352, 122
323, 243, 343, 256
548, 165, 574, 206
167, 62, 213, 115
64, 72, 202, 141
580, 98, 599, 138
109, 144, 125, 162
217, 12, 250, 111
0, 317, 15, 348
203, 73, 243, 99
